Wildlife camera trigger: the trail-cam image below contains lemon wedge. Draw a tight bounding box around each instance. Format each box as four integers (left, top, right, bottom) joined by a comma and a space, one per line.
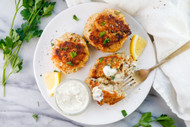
130, 34, 147, 60
43, 72, 61, 97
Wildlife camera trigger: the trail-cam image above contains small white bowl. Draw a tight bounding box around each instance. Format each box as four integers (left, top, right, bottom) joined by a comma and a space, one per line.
55, 79, 91, 115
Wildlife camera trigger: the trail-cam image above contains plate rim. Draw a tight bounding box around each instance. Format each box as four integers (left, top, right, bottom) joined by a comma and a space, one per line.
33, 2, 156, 125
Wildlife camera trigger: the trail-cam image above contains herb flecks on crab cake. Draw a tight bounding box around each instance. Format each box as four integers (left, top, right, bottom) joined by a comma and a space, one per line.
83, 8, 131, 52
85, 53, 137, 105
51, 32, 89, 74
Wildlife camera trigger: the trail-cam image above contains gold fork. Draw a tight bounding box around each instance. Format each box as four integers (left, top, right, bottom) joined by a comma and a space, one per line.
123, 41, 190, 87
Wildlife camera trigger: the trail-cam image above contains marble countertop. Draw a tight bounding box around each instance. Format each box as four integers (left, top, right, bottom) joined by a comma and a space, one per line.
0, 0, 186, 127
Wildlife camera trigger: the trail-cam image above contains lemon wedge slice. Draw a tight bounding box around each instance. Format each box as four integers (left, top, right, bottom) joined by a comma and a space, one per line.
130, 34, 147, 60
43, 72, 61, 97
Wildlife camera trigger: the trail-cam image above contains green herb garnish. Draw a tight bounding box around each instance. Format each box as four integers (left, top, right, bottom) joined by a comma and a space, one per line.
32, 114, 38, 122
88, 29, 91, 32
116, 58, 119, 61
60, 47, 63, 51
103, 38, 110, 44
133, 112, 175, 127
53, 70, 59, 72
0, 0, 56, 96
116, 11, 121, 14
99, 57, 103, 63
99, 31, 105, 37
74, 39, 77, 42
51, 43, 54, 46
63, 47, 68, 51
40, 74, 42, 77
101, 21, 105, 26
67, 61, 74, 66
37, 101, 40, 107
70, 51, 77, 58
121, 110, 127, 117
112, 76, 115, 80
73, 14, 79, 21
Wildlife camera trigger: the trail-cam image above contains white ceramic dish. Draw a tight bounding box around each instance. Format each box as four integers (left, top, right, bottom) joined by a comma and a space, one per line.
33, 2, 156, 125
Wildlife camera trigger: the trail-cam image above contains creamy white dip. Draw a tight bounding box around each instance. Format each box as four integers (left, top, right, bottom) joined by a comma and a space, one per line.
92, 86, 104, 102
103, 66, 117, 77
55, 79, 90, 115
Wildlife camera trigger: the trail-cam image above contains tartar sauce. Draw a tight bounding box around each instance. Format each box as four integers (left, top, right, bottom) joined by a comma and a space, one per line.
55, 79, 90, 115
92, 86, 104, 102
103, 65, 117, 77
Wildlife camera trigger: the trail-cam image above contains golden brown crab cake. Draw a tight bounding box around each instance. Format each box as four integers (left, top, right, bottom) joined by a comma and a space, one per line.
85, 53, 136, 105
88, 53, 125, 78
83, 8, 131, 52
51, 33, 89, 74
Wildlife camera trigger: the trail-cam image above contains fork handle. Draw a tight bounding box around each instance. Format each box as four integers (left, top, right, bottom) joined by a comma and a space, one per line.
150, 41, 190, 71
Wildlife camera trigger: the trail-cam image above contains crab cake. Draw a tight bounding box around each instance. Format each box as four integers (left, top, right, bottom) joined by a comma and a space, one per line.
85, 53, 137, 105
83, 8, 131, 52
51, 33, 89, 74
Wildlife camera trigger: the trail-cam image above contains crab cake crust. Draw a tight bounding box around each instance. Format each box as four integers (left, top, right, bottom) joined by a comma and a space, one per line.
51, 33, 89, 74
83, 8, 131, 52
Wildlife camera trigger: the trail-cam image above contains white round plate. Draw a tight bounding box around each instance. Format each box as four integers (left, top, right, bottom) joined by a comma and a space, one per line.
33, 2, 156, 125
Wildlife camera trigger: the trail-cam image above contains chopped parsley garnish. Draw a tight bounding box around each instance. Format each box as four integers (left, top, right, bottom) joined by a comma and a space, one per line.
121, 110, 127, 117
53, 70, 59, 72
101, 21, 105, 26
112, 76, 115, 80
103, 38, 110, 44
73, 14, 79, 21
88, 29, 91, 32
116, 11, 121, 14
63, 47, 68, 51
60, 47, 63, 51
67, 61, 74, 66
40, 74, 42, 77
99, 31, 105, 37
99, 57, 103, 63
51, 43, 54, 46
32, 114, 38, 122
37, 101, 40, 107
116, 58, 119, 61
74, 39, 77, 42
70, 51, 77, 58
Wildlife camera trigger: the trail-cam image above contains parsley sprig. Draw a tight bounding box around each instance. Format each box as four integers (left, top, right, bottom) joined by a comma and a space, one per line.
0, 0, 56, 96
133, 112, 175, 127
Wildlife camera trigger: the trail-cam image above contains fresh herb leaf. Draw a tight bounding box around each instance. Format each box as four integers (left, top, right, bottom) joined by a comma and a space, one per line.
67, 61, 74, 66
54, 70, 59, 72
73, 14, 79, 21
70, 51, 77, 58
35, 0, 42, 10
9, 55, 23, 73
88, 29, 91, 32
32, 114, 38, 122
99, 31, 105, 37
63, 47, 68, 51
51, 43, 54, 46
121, 110, 127, 117
99, 57, 103, 63
154, 114, 175, 127
40, 74, 42, 76
112, 76, 115, 80
103, 38, 110, 45
101, 21, 105, 26
116, 11, 121, 14
60, 47, 63, 51
42, 2, 56, 17
116, 58, 119, 61
74, 39, 77, 42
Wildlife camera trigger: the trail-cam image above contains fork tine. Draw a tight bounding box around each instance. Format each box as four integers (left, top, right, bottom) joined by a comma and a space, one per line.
122, 77, 134, 87
123, 75, 132, 82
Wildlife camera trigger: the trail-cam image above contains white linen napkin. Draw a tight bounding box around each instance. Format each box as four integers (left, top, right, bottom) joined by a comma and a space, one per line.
65, 0, 190, 125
